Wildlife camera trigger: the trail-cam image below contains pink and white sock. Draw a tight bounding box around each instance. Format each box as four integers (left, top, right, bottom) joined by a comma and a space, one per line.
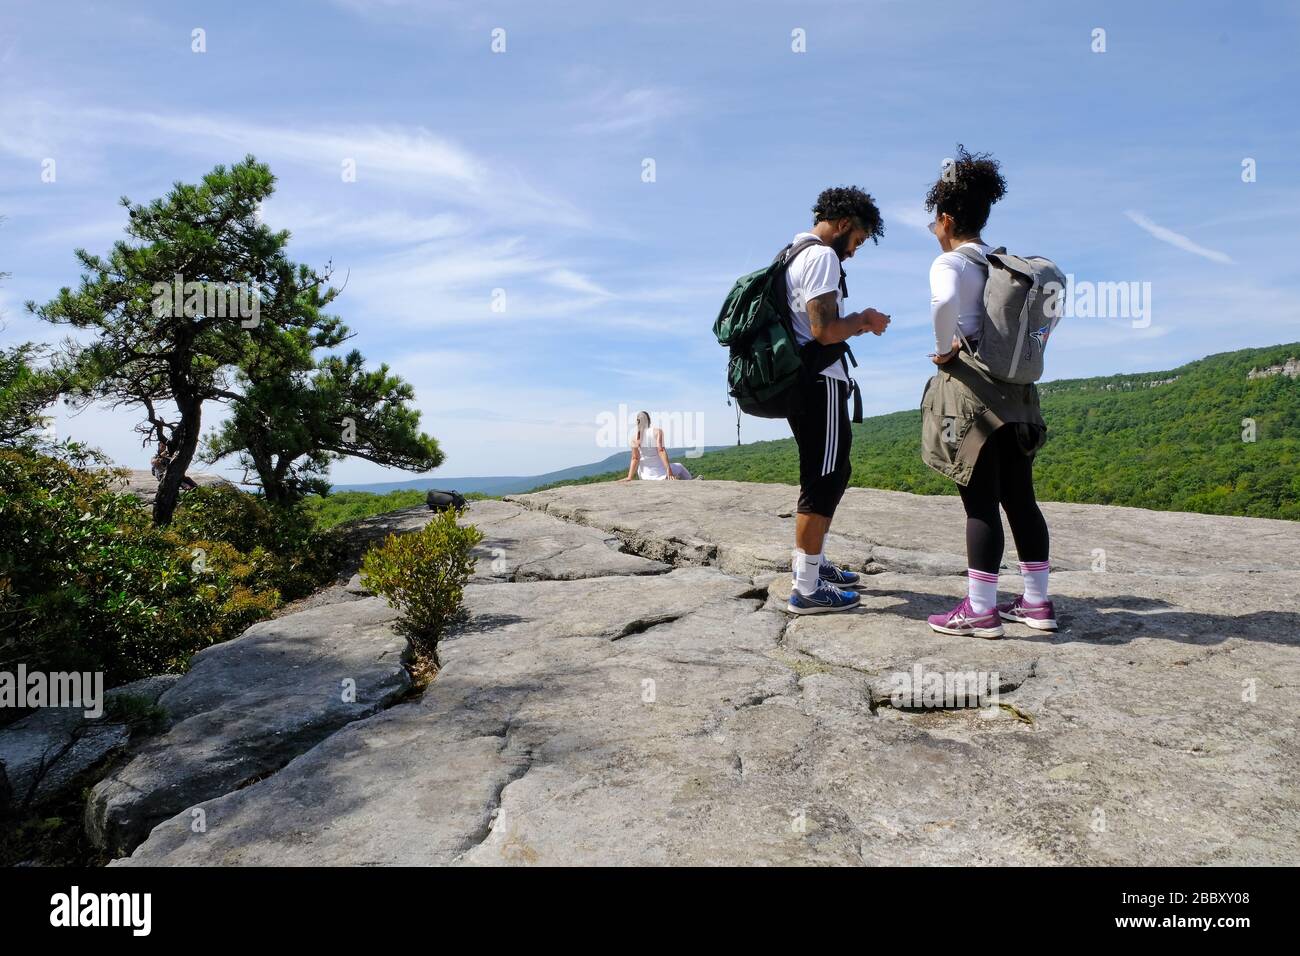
1019, 560, 1050, 605
967, 569, 999, 615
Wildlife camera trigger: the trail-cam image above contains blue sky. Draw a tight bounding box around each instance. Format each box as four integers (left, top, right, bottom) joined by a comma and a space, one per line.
2, 0, 1298, 484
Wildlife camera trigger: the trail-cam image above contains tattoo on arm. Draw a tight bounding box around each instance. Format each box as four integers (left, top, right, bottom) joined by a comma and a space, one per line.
806, 291, 839, 343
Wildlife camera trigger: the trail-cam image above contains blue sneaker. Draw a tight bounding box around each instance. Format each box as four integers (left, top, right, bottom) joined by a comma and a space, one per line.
786, 580, 862, 615
819, 561, 861, 588
790, 560, 863, 590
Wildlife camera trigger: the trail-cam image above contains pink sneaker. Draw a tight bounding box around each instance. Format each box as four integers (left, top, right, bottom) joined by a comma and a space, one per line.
927, 597, 1004, 638
998, 595, 1058, 631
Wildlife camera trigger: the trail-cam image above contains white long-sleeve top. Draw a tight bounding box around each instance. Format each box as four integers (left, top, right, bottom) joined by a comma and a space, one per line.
929, 240, 991, 354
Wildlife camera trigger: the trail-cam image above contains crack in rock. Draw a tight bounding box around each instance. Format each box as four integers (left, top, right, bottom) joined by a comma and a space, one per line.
454, 726, 536, 861
506, 497, 720, 570
610, 612, 686, 641
510, 542, 585, 581
733, 689, 782, 710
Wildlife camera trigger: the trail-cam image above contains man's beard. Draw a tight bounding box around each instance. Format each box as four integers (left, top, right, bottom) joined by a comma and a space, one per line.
829, 231, 851, 259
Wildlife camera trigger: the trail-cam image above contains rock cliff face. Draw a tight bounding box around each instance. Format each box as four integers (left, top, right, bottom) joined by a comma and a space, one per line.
1246, 357, 1300, 380
102, 482, 1298, 865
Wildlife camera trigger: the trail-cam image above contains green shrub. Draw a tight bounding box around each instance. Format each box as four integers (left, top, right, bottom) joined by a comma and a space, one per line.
171, 486, 345, 601
0, 450, 344, 695
359, 507, 483, 646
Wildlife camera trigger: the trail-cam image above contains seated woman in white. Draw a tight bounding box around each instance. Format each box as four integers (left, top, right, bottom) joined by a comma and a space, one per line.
618, 411, 696, 481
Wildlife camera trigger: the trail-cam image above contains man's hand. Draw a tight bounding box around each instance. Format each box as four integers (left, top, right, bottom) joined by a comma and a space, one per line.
859, 308, 891, 336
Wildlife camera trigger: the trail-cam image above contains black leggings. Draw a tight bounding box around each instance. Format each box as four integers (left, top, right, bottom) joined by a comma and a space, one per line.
957, 425, 1049, 573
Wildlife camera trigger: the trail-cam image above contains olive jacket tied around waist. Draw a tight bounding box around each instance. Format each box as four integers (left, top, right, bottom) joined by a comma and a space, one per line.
920, 348, 1047, 487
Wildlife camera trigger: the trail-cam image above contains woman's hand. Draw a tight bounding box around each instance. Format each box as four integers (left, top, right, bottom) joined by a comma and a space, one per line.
932, 336, 962, 365
932, 348, 958, 366
617, 476, 632, 483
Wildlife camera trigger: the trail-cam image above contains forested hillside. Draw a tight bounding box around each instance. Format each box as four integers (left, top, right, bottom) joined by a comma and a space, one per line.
541, 343, 1300, 520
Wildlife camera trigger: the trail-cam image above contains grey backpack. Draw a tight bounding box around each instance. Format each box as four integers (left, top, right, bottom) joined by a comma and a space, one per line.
952, 245, 1065, 385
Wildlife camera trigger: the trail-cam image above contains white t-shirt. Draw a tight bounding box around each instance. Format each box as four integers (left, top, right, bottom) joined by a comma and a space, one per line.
630, 427, 668, 479
784, 232, 849, 381
929, 240, 991, 354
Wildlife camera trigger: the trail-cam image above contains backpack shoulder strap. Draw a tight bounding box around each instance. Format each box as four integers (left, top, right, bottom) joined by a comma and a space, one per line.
951, 243, 990, 270
780, 235, 848, 299
948, 245, 991, 357
985, 248, 1038, 282
774, 235, 826, 268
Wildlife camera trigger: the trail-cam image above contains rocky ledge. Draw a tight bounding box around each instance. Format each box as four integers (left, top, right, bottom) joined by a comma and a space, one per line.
97, 481, 1297, 865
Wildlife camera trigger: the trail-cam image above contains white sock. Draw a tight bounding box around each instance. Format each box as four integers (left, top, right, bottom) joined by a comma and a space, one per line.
1019, 560, 1050, 605
967, 569, 998, 615
793, 548, 823, 596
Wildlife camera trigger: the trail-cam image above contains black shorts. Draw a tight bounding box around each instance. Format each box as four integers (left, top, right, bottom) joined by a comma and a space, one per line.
786, 374, 852, 519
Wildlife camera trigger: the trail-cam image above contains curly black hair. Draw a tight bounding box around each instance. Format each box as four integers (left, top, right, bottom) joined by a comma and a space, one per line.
924, 145, 1007, 237
812, 186, 885, 244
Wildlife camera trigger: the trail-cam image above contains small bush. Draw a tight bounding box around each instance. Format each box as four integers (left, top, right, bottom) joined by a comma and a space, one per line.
359, 507, 483, 647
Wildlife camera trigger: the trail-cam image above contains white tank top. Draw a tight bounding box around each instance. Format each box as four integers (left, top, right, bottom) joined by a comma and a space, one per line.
631, 427, 668, 479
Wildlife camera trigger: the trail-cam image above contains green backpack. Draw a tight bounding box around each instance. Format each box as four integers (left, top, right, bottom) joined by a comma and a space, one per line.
714, 237, 859, 425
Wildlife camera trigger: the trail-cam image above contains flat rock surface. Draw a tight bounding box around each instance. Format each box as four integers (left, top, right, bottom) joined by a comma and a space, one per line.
119, 481, 1300, 865
507, 480, 1300, 577
342, 498, 673, 585
290, 499, 672, 613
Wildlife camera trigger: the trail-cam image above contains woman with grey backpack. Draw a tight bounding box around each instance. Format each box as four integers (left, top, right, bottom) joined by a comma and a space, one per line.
920, 146, 1065, 638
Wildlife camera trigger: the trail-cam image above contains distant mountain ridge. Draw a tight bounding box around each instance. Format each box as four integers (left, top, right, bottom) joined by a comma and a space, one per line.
332, 445, 729, 496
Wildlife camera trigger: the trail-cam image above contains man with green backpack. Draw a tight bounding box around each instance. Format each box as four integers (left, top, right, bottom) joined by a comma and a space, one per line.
714, 187, 890, 614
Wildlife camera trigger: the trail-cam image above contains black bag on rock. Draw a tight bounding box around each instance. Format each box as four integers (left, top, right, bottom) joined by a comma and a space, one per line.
426, 489, 467, 512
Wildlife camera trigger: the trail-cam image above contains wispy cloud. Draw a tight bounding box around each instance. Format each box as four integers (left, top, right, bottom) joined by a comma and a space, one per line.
338, 234, 618, 328
259, 201, 469, 247
544, 268, 613, 298
575, 85, 689, 136
91, 108, 484, 185
1124, 210, 1234, 265
0, 99, 588, 228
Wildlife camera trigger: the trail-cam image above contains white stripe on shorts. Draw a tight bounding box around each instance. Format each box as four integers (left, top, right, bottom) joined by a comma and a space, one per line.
822, 377, 837, 476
